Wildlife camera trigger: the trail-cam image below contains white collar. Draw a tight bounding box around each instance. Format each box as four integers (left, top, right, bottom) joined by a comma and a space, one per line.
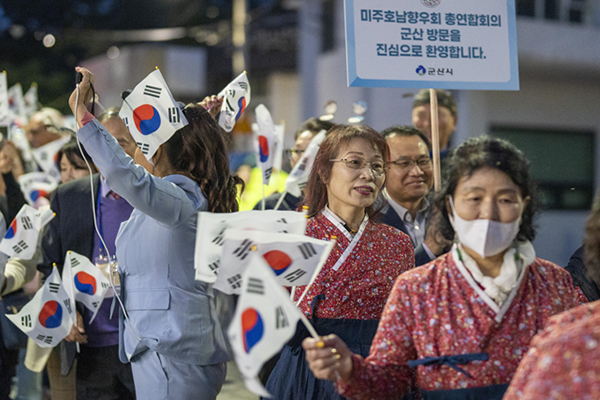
385, 191, 429, 222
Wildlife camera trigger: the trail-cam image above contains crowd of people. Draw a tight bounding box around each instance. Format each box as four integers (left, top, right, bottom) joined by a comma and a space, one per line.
0, 65, 597, 400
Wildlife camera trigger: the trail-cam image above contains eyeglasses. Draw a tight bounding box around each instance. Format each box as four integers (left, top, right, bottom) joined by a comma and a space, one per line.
388, 157, 432, 171
285, 149, 305, 157
330, 157, 388, 176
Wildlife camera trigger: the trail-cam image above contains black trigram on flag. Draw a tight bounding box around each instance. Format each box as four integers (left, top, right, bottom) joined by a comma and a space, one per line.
298, 243, 317, 260
12, 240, 29, 254
275, 306, 289, 329
212, 228, 226, 246
277, 218, 289, 234
298, 181, 308, 191
48, 282, 60, 293
264, 167, 273, 181
168, 107, 180, 123
228, 274, 242, 290
297, 158, 308, 172
101, 282, 109, 289
70, 257, 80, 268
21, 314, 32, 328
233, 239, 253, 260
136, 142, 150, 155
284, 269, 307, 283
247, 278, 264, 295
39, 152, 48, 161
143, 85, 161, 98
92, 301, 99, 308
239, 82, 249, 92
63, 299, 72, 314
36, 334, 53, 345
208, 260, 220, 275
122, 117, 129, 129
20, 216, 33, 230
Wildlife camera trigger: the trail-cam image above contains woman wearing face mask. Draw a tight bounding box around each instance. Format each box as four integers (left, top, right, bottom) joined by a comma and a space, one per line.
303, 137, 584, 400
69, 68, 241, 400
264, 125, 415, 400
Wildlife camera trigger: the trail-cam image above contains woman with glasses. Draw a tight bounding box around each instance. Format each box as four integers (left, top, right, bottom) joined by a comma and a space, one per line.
303, 136, 585, 400
265, 124, 415, 399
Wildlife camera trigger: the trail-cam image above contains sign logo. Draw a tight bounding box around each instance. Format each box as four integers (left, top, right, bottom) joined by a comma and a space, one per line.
39, 301, 63, 329
416, 65, 426, 76
5, 219, 17, 239
263, 250, 292, 276
241, 308, 264, 353
258, 135, 270, 162
74, 271, 97, 295
421, 0, 441, 8
133, 104, 161, 136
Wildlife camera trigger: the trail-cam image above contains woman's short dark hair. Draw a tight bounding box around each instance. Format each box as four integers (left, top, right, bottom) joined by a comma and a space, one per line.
433, 136, 538, 242
56, 138, 97, 173
584, 191, 600, 287
381, 125, 432, 152
164, 104, 243, 213
294, 118, 335, 140
302, 124, 389, 218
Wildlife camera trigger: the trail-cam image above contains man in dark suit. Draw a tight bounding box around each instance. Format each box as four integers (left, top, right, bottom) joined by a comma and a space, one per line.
380, 126, 451, 266
39, 110, 137, 399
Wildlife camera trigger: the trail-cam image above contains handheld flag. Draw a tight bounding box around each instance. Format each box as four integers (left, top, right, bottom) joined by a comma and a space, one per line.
62, 251, 110, 323
119, 69, 188, 160
0, 71, 8, 126
285, 129, 327, 197
23, 83, 38, 118
31, 136, 70, 182
195, 210, 307, 283
227, 253, 305, 398
18, 172, 59, 207
6, 266, 75, 348
0, 205, 54, 259
217, 71, 250, 132
270, 123, 285, 187
252, 104, 277, 186
214, 229, 333, 295
7, 83, 26, 123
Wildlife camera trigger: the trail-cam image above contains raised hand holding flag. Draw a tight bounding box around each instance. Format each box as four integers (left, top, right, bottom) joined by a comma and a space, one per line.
6, 266, 75, 348
214, 229, 333, 295
0, 205, 54, 259
119, 69, 188, 160
217, 71, 250, 132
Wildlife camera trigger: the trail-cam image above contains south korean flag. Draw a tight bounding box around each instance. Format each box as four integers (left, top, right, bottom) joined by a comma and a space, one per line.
0, 205, 54, 259
228, 252, 305, 398
217, 71, 251, 132
6, 266, 75, 348
0, 71, 8, 125
31, 136, 70, 182
19, 172, 59, 207
252, 104, 277, 186
285, 129, 327, 197
195, 210, 308, 283
62, 251, 110, 324
119, 69, 188, 160
214, 229, 334, 295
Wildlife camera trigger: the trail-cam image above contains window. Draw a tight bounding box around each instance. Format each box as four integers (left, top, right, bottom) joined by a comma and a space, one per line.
491, 127, 595, 210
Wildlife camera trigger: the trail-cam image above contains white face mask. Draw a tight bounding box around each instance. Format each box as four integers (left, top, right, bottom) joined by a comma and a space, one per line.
448, 196, 521, 258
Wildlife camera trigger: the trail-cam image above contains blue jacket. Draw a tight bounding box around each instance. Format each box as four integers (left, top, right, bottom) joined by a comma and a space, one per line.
78, 119, 229, 366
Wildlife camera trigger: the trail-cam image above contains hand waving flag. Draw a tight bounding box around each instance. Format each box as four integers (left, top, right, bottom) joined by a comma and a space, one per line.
119, 69, 188, 160
0, 205, 54, 259
6, 266, 75, 348
217, 71, 251, 132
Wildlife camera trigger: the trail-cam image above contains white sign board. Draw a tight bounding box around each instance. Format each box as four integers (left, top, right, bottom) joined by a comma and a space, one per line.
344, 0, 519, 90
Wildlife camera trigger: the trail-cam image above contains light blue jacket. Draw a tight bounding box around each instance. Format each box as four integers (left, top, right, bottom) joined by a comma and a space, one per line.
78, 119, 229, 365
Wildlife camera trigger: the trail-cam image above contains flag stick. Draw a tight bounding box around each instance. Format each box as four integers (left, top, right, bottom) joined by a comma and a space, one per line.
261, 184, 266, 211
273, 190, 287, 211
429, 89, 442, 192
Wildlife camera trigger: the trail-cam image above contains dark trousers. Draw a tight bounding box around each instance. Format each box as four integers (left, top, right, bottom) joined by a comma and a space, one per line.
76, 344, 136, 400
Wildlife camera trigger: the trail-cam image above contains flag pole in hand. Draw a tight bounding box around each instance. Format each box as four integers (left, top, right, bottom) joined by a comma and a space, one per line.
429, 89, 442, 192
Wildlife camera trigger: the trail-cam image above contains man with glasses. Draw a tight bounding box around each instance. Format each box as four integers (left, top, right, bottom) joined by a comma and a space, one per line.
380, 125, 451, 266
253, 117, 334, 211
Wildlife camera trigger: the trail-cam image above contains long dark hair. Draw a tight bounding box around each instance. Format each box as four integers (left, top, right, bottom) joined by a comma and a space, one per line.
433, 136, 538, 242
164, 104, 243, 213
302, 124, 389, 218
56, 138, 97, 173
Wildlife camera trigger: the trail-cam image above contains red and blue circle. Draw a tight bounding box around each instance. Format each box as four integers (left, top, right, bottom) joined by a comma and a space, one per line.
263, 250, 292, 276
241, 308, 264, 353
74, 271, 97, 295
38, 301, 63, 329
30, 189, 48, 202
258, 135, 269, 163
133, 104, 161, 136
4, 219, 17, 239
235, 97, 246, 122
